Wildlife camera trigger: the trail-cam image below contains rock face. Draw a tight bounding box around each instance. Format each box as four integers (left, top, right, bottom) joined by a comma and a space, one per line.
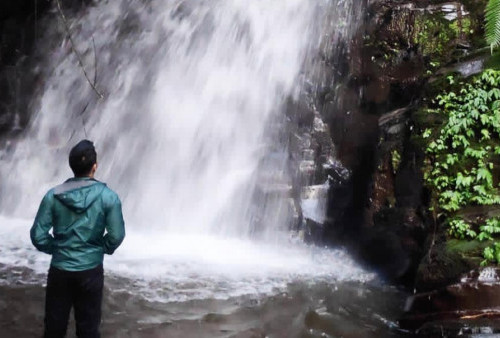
297, 0, 488, 282
0, 0, 93, 140
0, 1, 46, 135
347, 0, 500, 335
356, 0, 488, 281
288, 2, 499, 315
285, 0, 486, 281
286, 95, 352, 242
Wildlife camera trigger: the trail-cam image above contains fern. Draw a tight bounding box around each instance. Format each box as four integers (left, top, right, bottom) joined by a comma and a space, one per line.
485, 0, 500, 51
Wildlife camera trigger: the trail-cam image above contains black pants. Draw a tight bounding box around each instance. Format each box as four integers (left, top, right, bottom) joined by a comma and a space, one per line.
44, 264, 104, 338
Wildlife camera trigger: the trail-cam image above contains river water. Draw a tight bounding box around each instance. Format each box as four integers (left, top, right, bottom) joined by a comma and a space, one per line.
0, 0, 412, 336
0, 216, 411, 337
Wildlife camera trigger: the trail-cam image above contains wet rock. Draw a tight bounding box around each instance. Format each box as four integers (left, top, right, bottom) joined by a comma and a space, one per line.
360, 0, 486, 113
415, 237, 490, 292
416, 320, 500, 338
228, 328, 266, 338
286, 96, 353, 237
401, 268, 500, 333
373, 207, 426, 280
301, 183, 329, 224
0, 0, 50, 137
358, 103, 427, 282
434, 54, 487, 77
285, 96, 315, 128
304, 309, 374, 338
357, 227, 411, 280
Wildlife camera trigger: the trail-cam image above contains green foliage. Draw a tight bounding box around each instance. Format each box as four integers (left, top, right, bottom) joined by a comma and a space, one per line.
421, 69, 500, 264
423, 70, 500, 213
413, 14, 471, 58
485, 0, 500, 51
448, 218, 477, 239
482, 240, 500, 265
478, 218, 500, 241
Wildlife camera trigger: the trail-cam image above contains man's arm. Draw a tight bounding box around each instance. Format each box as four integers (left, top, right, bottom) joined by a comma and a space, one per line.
103, 194, 125, 255
30, 193, 55, 254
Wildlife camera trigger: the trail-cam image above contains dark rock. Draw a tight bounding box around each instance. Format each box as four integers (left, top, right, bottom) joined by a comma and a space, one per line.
401, 268, 500, 333
415, 237, 490, 292
0, 0, 51, 137
356, 226, 411, 280
416, 320, 500, 338
304, 309, 374, 338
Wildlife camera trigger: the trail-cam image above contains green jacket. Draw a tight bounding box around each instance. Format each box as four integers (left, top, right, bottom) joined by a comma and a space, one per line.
30, 177, 125, 271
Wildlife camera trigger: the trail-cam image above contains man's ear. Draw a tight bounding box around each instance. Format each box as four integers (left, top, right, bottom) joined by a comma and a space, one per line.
92, 163, 97, 173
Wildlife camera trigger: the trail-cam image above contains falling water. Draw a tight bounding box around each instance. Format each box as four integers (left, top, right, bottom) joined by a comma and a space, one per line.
1, 0, 322, 235
0, 0, 381, 307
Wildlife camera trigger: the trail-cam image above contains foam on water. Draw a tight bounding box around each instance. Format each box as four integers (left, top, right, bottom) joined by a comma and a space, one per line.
0, 215, 374, 302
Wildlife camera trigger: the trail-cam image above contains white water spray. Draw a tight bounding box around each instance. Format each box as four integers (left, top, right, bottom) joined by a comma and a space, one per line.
0, 0, 373, 301
2, 0, 323, 236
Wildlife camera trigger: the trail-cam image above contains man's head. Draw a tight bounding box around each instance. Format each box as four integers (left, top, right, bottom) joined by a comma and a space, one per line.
69, 140, 97, 177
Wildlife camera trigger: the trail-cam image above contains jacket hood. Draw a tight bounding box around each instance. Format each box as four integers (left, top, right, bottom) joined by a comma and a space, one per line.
53, 178, 106, 213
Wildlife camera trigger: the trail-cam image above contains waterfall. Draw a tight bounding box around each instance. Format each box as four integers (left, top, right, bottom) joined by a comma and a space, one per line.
0, 1, 376, 303
0, 0, 330, 238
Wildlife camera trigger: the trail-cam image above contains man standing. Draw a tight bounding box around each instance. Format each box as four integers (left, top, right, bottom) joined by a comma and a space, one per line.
30, 140, 125, 338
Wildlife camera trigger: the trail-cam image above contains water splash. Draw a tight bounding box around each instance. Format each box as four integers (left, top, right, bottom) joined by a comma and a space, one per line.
0, 216, 375, 302
0, 0, 331, 238
0, 0, 372, 303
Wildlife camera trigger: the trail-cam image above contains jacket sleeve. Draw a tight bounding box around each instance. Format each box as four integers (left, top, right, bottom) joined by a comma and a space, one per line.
103, 193, 125, 255
30, 192, 55, 255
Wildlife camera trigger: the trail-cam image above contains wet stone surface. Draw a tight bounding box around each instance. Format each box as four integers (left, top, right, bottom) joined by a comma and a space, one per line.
401, 268, 500, 336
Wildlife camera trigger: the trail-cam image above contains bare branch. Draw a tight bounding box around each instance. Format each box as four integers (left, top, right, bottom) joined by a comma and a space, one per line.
92, 36, 98, 87
55, 0, 104, 99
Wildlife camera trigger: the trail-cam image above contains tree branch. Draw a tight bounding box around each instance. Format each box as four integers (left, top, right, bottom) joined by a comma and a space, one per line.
55, 0, 104, 99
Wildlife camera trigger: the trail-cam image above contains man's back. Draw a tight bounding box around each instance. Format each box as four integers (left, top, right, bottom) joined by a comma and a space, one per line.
30, 139, 125, 337
31, 177, 125, 272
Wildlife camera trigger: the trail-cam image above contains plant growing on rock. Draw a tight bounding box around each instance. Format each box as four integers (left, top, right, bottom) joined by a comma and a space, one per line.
421, 69, 500, 264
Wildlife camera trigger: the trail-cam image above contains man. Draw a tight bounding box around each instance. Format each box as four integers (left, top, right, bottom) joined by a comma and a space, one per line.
30, 140, 125, 338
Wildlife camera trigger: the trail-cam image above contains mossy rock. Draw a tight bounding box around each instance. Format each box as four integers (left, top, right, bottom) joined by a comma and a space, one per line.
446, 238, 491, 263
366, 1, 487, 74
412, 109, 446, 128
416, 236, 491, 290
484, 50, 500, 69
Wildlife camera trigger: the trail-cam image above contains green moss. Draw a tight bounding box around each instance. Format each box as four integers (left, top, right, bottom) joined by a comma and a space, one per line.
367, 4, 487, 73
485, 50, 500, 69
446, 238, 491, 265
413, 15, 457, 57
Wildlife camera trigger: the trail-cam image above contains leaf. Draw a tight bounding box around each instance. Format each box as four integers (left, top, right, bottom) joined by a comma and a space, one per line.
481, 129, 492, 140
487, 7, 500, 48
490, 87, 500, 99
495, 249, 500, 264
473, 185, 488, 195
479, 232, 493, 241
481, 114, 491, 125
485, 246, 495, 261
477, 168, 494, 187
